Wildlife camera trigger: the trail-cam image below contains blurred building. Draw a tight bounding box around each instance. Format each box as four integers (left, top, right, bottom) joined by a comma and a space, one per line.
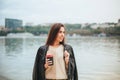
117, 19, 120, 26
5, 18, 23, 30
118, 19, 120, 23
0, 25, 7, 31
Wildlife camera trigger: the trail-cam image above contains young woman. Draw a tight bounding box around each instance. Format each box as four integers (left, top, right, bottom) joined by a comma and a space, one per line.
33, 23, 78, 80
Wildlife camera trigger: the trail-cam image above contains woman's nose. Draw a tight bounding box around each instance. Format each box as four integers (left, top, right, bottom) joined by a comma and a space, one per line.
62, 32, 64, 36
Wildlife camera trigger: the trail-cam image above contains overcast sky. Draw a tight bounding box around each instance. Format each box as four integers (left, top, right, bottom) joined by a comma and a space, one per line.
0, 0, 120, 25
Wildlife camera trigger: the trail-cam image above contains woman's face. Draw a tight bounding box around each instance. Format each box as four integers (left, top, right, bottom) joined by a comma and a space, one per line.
55, 27, 65, 43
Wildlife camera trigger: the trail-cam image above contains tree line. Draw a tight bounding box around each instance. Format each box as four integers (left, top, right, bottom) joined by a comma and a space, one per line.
0, 23, 120, 36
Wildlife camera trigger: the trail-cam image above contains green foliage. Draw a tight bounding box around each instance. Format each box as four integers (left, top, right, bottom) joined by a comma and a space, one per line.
0, 31, 8, 36
82, 25, 92, 30
105, 26, 120, 35
24, 25, 50, 35
65, 24, 81, 31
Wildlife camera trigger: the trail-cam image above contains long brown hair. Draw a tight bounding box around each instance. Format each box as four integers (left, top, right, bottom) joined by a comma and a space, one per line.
46, 23, 65, 45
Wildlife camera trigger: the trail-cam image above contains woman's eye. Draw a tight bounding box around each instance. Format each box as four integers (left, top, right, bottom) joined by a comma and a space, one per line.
59, 31, 65, 34
59, 31, 62, 33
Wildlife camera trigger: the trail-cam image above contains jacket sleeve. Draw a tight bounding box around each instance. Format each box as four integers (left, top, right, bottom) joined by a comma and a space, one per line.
32, 47, 46, 80
66, 45, 78, 80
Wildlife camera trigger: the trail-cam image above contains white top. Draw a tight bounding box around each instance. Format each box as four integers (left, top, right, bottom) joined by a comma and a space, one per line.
45, 45, 67, 79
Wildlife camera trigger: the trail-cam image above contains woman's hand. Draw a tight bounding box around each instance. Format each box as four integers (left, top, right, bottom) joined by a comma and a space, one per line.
44, 56, 53, 69
64, 50, 70, 66
44, 58, 49, 69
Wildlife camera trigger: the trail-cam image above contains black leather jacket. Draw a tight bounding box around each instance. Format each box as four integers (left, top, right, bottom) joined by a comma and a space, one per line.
32, 44, 78, 80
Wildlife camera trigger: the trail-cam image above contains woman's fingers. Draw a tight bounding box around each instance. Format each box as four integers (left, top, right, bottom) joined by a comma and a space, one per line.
64, 50, 70, 65
44, 58, 53, 69
64, 50, 69, 57
47, 59, 53, 65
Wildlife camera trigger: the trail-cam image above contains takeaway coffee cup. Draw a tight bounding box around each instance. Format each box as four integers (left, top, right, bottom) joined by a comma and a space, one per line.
46, 54, 54, 66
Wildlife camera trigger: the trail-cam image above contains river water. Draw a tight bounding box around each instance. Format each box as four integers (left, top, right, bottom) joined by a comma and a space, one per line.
0, 36, 120, 80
